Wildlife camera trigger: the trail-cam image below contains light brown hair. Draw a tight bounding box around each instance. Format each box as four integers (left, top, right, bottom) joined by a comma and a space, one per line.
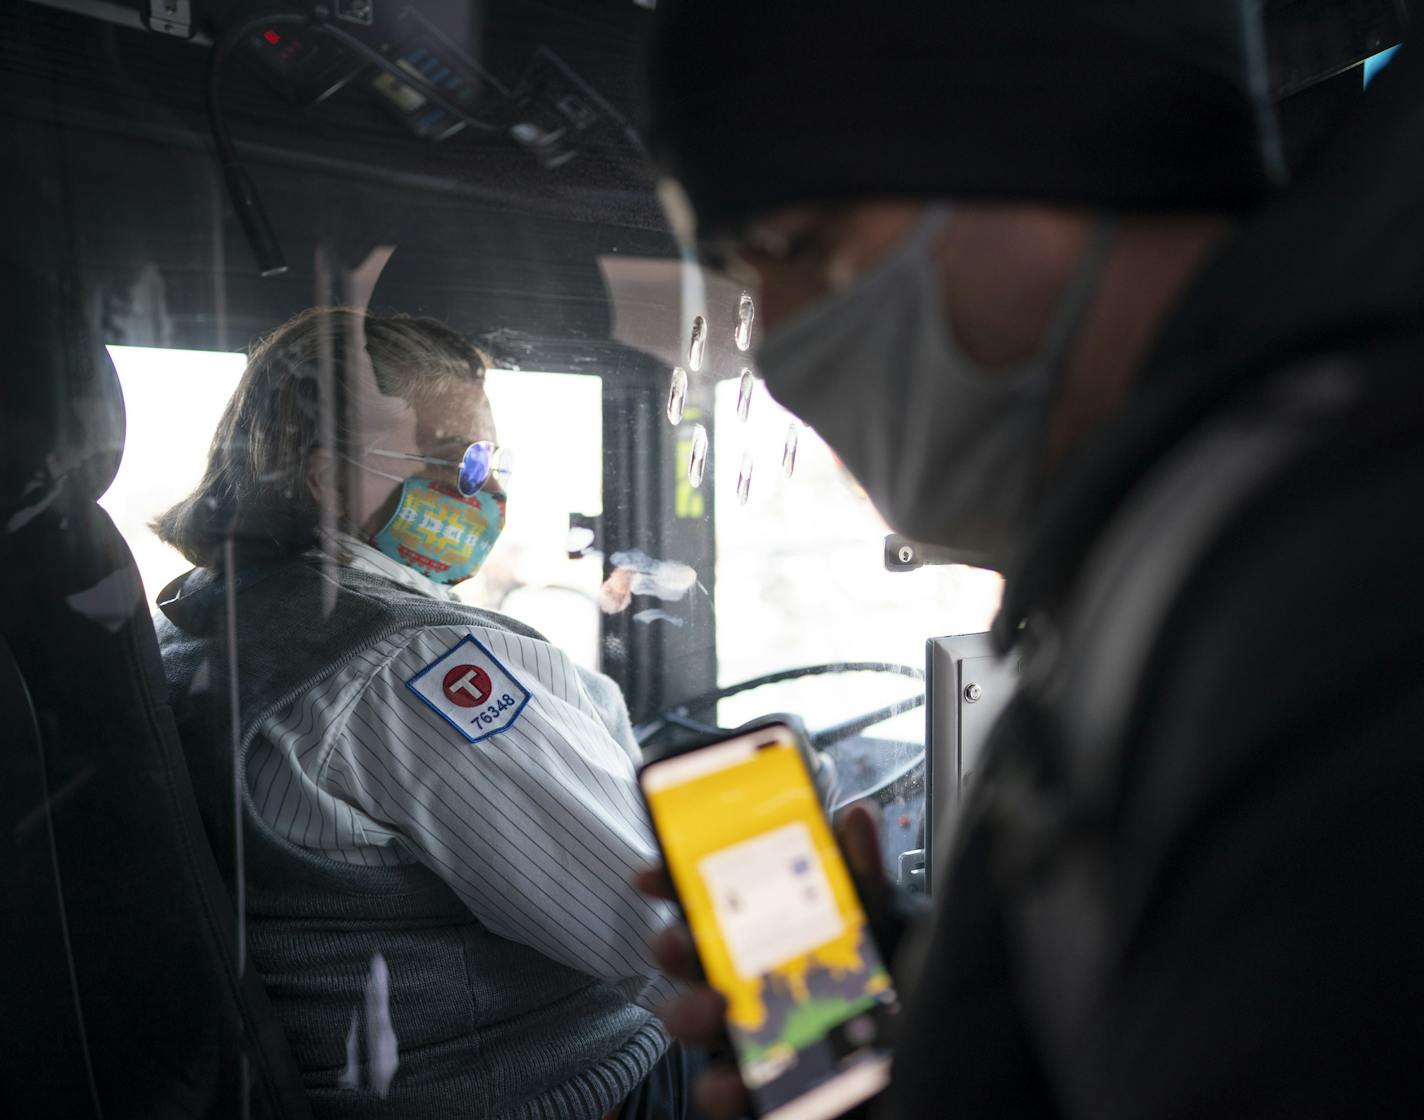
153, 307, 489, 568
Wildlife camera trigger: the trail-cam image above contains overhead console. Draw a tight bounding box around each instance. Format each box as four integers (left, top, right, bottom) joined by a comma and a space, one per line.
18, 0, 658, 277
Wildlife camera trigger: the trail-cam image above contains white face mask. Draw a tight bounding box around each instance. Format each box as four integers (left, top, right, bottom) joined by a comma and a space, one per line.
754, 206, 1114, 569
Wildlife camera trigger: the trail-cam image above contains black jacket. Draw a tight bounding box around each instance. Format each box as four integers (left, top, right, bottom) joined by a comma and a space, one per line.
891, 44, 1424, 1120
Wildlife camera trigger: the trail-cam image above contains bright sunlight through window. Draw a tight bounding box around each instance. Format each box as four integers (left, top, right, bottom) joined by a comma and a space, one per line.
101, 345, 246, 603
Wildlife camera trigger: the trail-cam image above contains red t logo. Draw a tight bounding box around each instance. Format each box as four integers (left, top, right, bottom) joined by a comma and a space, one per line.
442, 664, 493, 708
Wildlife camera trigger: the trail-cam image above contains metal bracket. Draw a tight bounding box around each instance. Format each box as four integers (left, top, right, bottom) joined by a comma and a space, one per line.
898, 847, 927, 893
334, 0, 374, 26
146, 0, 192, 39
924, 633, 1022, 888
883, 533, 968, 571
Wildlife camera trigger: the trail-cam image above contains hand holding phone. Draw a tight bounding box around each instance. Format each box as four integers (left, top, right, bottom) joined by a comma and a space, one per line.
639, 723, 898, 1120
638, 802, 889, 1119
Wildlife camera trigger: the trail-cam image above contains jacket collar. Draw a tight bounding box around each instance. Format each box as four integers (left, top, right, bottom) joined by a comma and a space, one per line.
317, 529, 456, 602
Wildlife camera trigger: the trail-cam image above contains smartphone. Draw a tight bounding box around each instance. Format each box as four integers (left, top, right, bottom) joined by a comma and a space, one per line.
639, 721, 898, 1120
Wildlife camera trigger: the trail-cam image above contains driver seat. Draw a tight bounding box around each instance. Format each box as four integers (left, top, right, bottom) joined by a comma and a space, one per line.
0, 266, 310, 1117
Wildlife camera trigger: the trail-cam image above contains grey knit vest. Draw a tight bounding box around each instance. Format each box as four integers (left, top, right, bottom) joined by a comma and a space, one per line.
155, 557, 666, 1119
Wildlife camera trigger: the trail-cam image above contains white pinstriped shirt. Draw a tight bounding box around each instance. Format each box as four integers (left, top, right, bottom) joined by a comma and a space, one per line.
246, 536, 679, 1008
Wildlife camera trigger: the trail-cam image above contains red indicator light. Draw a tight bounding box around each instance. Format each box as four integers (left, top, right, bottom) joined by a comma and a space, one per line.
262, 29, 281, 44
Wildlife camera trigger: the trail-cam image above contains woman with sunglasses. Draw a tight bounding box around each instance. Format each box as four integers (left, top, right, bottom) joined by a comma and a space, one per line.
151, 307, 694, 1119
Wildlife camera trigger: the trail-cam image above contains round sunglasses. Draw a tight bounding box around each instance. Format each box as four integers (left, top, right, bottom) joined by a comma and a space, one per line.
367, 440, 513, 497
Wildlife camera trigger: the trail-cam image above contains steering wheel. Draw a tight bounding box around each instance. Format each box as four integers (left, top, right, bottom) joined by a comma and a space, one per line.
633, 661, 925, 750
639, 663, 930, 885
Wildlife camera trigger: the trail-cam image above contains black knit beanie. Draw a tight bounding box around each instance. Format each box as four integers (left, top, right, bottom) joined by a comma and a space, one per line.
645, 0, 1285, 235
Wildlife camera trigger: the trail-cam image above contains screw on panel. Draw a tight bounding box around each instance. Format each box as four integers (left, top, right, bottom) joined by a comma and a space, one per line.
964, 683, 982, 703
897, 545, 914, 564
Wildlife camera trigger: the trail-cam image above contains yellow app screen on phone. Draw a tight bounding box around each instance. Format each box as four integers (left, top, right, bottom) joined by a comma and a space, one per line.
641, 725, 896, 1120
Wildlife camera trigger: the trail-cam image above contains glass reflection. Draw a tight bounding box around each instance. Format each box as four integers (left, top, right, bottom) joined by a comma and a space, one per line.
736, 368, 754, 422
782, 422, 800, 479
667, 366, 688, 424
735, 292, 756, 351
688, 315, 708, 371
687, 422, 709, 487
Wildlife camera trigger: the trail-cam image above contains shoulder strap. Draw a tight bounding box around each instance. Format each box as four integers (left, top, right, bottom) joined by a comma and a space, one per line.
995, 357, 1360, 1107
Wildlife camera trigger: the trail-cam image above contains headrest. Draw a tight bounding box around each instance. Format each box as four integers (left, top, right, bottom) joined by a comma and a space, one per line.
0, 264, 126, 514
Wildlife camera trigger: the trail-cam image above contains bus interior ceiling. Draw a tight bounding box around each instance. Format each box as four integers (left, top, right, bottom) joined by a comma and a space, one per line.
4, 1, 675, 352
2, 0, 1396, 358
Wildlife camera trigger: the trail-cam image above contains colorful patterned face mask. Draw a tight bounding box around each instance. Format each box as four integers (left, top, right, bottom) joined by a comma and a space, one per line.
368, 479, 506, 585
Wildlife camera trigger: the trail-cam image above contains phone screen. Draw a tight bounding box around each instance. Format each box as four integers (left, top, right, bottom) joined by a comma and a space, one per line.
641, 725, 897, 1120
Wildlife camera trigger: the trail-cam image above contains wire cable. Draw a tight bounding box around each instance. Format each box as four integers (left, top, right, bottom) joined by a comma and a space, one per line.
206, 7, 506, 277
206, 11, 310, 277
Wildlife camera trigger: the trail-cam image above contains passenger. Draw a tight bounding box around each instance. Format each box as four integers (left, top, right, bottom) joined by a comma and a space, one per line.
153, 307, 696, 1118
641, 3, 1424, 1117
